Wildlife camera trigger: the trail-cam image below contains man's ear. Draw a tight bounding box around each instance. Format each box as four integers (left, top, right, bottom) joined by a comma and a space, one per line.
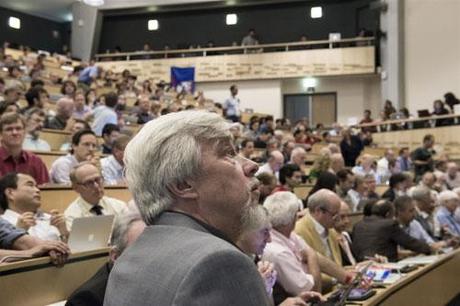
168, 180, 198, 200
4, 188, 15, 203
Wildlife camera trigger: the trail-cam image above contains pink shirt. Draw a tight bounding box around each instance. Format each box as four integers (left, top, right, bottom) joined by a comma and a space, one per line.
262, 230, 315, 295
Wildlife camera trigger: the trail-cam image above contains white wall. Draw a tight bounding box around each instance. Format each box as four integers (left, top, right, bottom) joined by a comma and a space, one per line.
404, 0, 460, 111
197, 80, 283, 118
282, 76, 381, 125
71, 3, 99, 61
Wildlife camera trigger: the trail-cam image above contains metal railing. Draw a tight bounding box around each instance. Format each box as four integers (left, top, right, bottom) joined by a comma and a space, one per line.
95, 37, 374, 61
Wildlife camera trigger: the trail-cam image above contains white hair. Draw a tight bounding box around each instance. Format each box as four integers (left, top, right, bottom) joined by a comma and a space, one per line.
263, 192, 301, 228
438, 190, 459, 205
308, 189, 338, 211
110, 212, 143, 255
124, 110, 232, 224
241, 205, 271, 232
290, 147, 306, 162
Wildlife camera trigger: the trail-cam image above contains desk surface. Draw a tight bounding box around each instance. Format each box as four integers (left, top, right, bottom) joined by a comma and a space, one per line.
338, 248, 460, 306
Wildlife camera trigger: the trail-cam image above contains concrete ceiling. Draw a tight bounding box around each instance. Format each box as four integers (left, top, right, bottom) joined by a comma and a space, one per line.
0, 0, 223, 22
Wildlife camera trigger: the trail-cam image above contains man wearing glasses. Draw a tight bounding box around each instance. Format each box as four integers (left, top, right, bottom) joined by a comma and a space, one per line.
50, 129, 100, 184
64, 162, 128, 229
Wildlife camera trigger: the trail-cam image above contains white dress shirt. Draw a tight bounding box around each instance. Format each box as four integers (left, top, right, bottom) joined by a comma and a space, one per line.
101, 155, 124, 185
311, 217, 332, 258
23, 134, 51, 152
262, 230, 315, 296
64, 195, 128, 229
1, 209, 61, 241
49, 154, 79, 184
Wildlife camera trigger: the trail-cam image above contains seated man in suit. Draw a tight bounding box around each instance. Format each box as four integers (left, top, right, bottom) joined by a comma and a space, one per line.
0, 217, 69, 264
66, 212, 145, 306
105, 111, 271, 305
333, 201, 357, 266
0, 172, 69, 242
394, 196, 447, 250
352, 200, 432, 262
295, 189, 343, 266
411, 186, 437, 239
381, 172, 411, 202
64, 162, 128, 229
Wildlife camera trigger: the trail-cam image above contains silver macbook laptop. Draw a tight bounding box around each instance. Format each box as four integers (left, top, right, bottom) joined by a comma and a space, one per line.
68, 215, 115, 252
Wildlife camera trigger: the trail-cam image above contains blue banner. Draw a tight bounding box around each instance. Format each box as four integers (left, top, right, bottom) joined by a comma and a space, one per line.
171, 66, 195, 93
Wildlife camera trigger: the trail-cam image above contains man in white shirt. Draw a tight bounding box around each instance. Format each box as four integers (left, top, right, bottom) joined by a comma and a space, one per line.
50, 129, 98, 184
0, 173, 69, 241
255, 150, 284, 178
443, 162, 460, 190
101, 135, 130, 185
377, 149, 396, 183
65, 162, 128, 229
22, 108, 51, 152
91, 92, 118, 136
223, 85, 241, 122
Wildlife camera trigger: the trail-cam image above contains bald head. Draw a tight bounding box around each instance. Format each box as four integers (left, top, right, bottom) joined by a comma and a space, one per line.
56, 97, 75, 119
268, 150, 284, 172
307, 189, 341, 229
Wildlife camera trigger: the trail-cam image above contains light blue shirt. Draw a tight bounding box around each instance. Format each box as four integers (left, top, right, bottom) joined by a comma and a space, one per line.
101, 155, 124, 185
403, 219, 435, 244
78, 66, 98, 84
436, 206, 460, 237
223, 96, 240, 117
23, 134, 51, 152
91, 105, 117, 136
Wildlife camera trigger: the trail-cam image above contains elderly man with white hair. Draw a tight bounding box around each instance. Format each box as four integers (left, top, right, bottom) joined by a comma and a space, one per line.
45, 97, 74, 130
290, 147, 307, 168
105, 111, 270, 306
436, 190, 460, 237
264, 192, 353, 296
443, 162, 460, 189
256, 150, 284, 178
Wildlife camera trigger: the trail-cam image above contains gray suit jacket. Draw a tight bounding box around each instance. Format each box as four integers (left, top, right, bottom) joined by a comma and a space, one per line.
104, 211, 270, 306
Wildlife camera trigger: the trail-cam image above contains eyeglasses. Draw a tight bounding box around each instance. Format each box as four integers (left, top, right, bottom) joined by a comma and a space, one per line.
78, 176, 104, 188
320, 207, 340, 220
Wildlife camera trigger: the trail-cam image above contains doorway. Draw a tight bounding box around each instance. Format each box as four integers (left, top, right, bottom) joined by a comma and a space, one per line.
283, 92, 337, 126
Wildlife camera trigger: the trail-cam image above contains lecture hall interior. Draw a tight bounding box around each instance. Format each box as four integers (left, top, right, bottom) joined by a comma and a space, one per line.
0, 0, 459, 305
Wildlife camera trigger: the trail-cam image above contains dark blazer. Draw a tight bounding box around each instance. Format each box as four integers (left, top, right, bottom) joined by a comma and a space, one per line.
104, 211, 270, 306
381, 188, 396, 202
66, 262, 111, 306
414, 214, 435, 239
340, 136, 364, 167
351, 216, 431, 262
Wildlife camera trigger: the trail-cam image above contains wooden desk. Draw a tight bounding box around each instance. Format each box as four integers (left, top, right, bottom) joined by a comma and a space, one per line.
40, 129, 71, 151
40, 185, 132, 213
349, 249, 460, 306
33, 151, 66, 169
0, 248, 109, 306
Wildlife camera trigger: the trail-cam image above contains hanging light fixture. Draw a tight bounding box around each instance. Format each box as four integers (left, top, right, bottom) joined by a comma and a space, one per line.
83, 0, 105, 7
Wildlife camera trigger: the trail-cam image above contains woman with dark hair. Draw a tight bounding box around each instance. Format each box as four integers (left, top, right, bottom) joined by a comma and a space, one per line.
431, 99, 452, 126
306, 171, 338, 203
444, 92, 460, 111
60, 80, 77, 98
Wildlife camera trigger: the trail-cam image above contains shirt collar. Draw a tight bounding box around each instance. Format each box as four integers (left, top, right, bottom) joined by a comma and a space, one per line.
78, 196, 102, 212
311, 216, 327, 238
0, 146, 27, 162
108, 155, 123, 171
3, 209, 20, 219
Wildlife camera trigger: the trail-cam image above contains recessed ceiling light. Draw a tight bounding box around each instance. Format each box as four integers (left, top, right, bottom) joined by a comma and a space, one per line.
148, 19, 159, 31
226, 14, 237, 25
310, 7, 323, 19
83, 0, 104, 6
8, 17, 20, 29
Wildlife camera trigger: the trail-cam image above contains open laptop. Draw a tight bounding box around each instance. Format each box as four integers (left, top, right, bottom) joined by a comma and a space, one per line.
68, 215, 115, 253
417, 109, 431, 118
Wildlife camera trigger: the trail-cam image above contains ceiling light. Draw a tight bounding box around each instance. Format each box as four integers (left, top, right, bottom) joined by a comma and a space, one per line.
8, 17, 20, 29
302, 77, 317, 88
148, 20, 159, 31
226, 14, 237, 25
83, 0, 105, 7
310, 7, 323, 19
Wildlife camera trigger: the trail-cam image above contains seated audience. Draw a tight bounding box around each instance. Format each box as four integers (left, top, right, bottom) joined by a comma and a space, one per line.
91, 92, 118, 136
66, 212, 145, 306
306, 172, 338, 202
238, 139, 255, 160
333, 201, 356, 266
65, 162, 128, 229
436, 190, 460, 237
396, 147, 412, 172
22, 108, 51, 151
101, 135, 130, 185
411, 186, 438, 239
254, 128, 273, 149
60, 119, 91, 152
50, 130, 98, 184
256, 150, 284, 178
364, 174, 380, 200
289, 147, 307, 169
352, 154, 378, 182
343, 175, 367, 212
73, 91, 91, 120
336, 169, 355, 199
359, 109, 376, 133
281, 140, 296, 163
45, 97, 74, 130
101, 123, 121, 154
351, 200, 432, 262
376, 149, 396, 183
443, 162, 460, 190
256, 173, 277, 204
23, 86, 50, 115
272, 164, 303, 194
431, 99, 453, 127
0, 217, 69, 264
136, 95, 153, 124
381, 173, 411, 202
0, 173, 69, 242
0, 113, 49, 185
328, 153, 345, 174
